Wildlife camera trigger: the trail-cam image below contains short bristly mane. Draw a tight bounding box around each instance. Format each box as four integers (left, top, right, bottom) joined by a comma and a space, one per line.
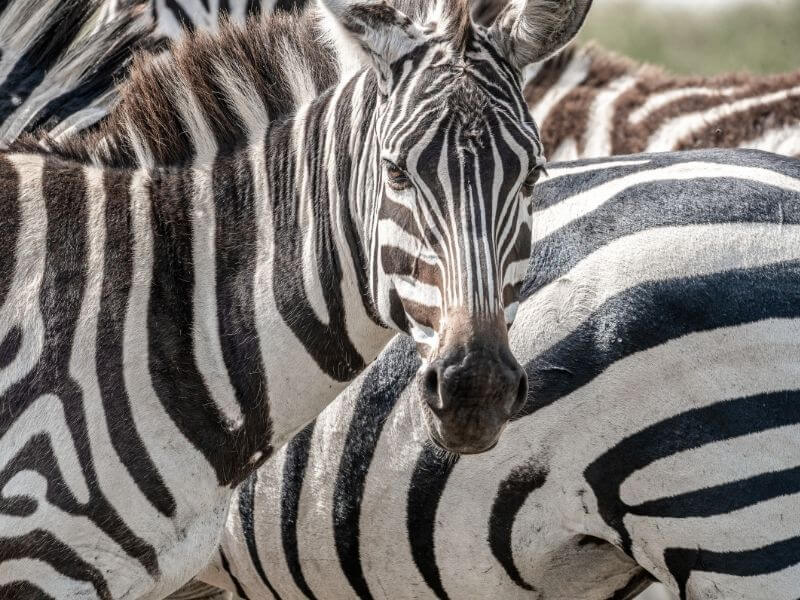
15, 9, 343, 167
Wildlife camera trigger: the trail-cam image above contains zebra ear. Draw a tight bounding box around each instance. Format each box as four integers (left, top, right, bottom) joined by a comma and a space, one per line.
317, 0, 424, 92
489, 0, 593, 69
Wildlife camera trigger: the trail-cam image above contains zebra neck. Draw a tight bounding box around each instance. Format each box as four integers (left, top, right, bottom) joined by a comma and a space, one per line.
246, 80, 392, 449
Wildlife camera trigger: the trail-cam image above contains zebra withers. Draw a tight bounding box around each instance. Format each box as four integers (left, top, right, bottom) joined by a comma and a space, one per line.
0, 0, 595, 596
181, 149, 800, 600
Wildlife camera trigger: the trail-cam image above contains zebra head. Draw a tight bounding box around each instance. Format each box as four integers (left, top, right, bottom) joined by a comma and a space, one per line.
322, 0, 592, 453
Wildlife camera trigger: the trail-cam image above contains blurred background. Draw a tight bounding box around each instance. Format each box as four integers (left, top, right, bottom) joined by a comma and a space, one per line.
578, 0, 799, 75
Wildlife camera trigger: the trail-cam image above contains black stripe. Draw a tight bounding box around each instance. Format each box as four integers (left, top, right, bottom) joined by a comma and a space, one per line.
586, 390, 800, 555
280, 422, 318, 600
488, 460, 548, 591
0, 324, 21, 369
407, 446, 459, 600
606, 570, 654, 600
269, 98, 367, 381
0, 156, 20, 371
0, 155, 20, 306
333, 77, 383, 326
275, 0, 305, 11
333, 336, 420, 599
166, 0, 196, 31
247, 0, 262, 17
520, 261, 800, 418
388, 288, 409, 333
219, 547, 251, 600
631, 465, 800, 519
239, 473, 282, 600
665, 536, 800, 600
212, 154, 273, 470
0, 582, 55, 600
99, 169, 176, 518
0, 530, 110, 599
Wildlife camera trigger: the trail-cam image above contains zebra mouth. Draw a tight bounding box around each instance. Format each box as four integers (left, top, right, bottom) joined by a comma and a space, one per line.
417, 392, 501, 456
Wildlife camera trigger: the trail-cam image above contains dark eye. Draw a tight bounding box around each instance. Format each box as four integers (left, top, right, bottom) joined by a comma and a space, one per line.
522, 165, 547, 196
384, 160, 412, 191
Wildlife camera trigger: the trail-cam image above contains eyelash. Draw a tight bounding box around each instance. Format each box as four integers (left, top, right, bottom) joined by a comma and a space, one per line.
522, 165, 547, 195
383, 160, 412, 191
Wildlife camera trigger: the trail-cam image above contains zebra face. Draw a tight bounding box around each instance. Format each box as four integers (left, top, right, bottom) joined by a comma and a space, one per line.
324, 0, 593, 453
374, 58, 543, 453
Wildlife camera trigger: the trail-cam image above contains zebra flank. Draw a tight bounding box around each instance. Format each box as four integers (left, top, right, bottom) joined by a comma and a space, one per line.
185, 150, 800, 600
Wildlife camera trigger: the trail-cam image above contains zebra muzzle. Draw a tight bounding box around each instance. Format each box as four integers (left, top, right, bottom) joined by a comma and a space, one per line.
421, 340, 527, 454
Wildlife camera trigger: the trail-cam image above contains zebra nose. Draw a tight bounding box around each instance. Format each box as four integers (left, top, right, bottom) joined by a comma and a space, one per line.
421, 344, 527, 454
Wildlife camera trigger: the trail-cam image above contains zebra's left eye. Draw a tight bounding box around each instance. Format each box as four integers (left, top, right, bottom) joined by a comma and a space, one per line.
522, 165, 547, 196
384, 160, 412, 191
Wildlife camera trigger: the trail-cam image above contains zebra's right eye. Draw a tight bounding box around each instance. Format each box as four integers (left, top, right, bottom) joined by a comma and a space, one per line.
522, 165, 547, 196
384, 160, 412, 191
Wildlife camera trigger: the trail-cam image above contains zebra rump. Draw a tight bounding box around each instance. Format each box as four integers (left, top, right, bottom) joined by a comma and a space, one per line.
192, 149, 800, 600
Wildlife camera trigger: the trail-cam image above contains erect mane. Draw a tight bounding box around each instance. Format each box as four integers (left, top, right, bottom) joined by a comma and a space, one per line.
17, 9, 343, 167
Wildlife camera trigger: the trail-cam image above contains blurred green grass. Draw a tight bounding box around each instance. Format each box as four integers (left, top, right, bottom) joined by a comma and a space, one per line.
577, 0, 800, 75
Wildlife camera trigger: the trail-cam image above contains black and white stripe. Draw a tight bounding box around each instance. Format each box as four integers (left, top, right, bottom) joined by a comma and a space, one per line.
183, 149, 800, 600
150, 0, 304, 38
0, 0, 159, 146
121, 0, 800, 161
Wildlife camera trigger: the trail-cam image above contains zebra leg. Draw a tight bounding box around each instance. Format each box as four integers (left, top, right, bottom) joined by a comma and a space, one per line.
165, 580, 234, 600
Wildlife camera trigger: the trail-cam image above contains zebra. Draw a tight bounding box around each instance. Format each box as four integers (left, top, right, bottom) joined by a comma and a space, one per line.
3, 1, 796, 600
0, 0, 159, 146
0, 0, 595, 596
525, 43, 800, 160
168, 148, 800, 600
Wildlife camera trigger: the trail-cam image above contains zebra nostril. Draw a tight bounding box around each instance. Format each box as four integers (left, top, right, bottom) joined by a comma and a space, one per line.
514, 371, 528, 415
423, 367, 441, 409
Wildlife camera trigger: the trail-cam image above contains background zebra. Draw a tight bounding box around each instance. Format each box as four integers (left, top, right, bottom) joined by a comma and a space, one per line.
150, 0, 303, 36
0, 0, 158, 146
178, 148, 800, 600
525, 43, 800, 160
0, 0, 594, 596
